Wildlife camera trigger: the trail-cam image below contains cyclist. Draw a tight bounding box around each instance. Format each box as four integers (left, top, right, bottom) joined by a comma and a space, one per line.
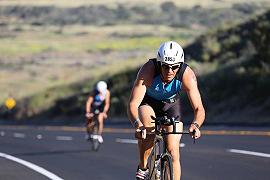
127, 41, 205, 180
85, 81, 110, 143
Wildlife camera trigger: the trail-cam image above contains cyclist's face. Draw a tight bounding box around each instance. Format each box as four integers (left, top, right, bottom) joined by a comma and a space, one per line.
161, 63, 180, 82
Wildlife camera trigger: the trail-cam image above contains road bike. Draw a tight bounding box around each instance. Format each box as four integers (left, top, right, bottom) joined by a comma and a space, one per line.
88, 109, 103, 152
147, 115, 195, 180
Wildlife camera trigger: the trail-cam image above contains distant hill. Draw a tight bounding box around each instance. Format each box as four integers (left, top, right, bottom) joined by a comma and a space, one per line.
1, 5, 269, 126
183, 10, 270, 125
28, 9, 270, 126
0, 2, 267, 29
108, 9, 270, 126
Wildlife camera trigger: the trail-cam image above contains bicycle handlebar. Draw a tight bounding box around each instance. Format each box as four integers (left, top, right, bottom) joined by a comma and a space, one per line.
150, 115, 196, 143
151, 115, 180, 124
150, 115, 181, 134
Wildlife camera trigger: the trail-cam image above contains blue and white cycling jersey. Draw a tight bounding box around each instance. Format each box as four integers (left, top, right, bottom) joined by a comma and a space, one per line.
93, 90, 106, 107
146, 74, 182, 101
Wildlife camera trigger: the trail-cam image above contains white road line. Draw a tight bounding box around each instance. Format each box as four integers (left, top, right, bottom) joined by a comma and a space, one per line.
56, 136, 73, 141
0, 152, 64, 180
116, 138, 138, 144
115, 138, 185, 147
13, 133, 25, 138
0, 131, 5, 136
228, 149, 270, 158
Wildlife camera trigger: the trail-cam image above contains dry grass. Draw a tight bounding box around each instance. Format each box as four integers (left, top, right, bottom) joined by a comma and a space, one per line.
1, 0, 269, 8
1, 0, 267, 106
0, 23, 197, 104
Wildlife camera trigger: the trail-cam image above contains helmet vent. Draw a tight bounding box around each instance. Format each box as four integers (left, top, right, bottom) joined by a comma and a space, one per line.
157, 41, 184, 63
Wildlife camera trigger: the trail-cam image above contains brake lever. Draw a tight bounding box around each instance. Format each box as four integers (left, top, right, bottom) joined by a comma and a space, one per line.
192, 130, 196, 144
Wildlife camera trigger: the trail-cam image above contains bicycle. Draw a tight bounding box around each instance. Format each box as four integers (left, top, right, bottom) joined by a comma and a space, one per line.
87, 109, 103, 152
147, 115, 195, 180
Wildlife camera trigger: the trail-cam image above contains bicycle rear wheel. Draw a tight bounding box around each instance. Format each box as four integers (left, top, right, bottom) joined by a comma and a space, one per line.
91, 122, 100, 152
161, 154, 173, 180
92, 138, 100, 151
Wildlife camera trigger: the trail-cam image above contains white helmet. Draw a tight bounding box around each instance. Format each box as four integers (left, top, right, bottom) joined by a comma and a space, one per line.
96, 81, 107, 94
157, 41, 184, 65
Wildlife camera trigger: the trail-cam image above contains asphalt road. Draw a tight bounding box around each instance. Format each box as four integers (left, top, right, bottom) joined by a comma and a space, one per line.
0, 125, 269, 180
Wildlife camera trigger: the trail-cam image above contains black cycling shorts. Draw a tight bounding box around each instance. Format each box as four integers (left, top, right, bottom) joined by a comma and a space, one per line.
139, 94, 182, 120
91, 105, 105, 114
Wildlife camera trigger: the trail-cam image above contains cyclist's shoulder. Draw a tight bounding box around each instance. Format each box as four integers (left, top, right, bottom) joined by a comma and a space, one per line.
143, 58, 155, 68
183, 65, 196, 78
138, 59, 155, 76
182, 65, 198, 87
105, 89, 111, 95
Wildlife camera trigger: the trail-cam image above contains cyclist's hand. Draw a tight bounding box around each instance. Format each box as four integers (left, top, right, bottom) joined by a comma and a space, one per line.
135, 126, 147, 140
85, 112, 94, 119
189, 124, 201, 139
102, 112, 108, 119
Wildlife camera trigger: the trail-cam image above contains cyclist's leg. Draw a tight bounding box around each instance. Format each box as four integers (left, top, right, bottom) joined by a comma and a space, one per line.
138, 105, 155, 169
96, 113, 104, 143
163, 99, 183, 180
86, 118, 95, 135
166, 122, 183, 180
97, 113, 104, 135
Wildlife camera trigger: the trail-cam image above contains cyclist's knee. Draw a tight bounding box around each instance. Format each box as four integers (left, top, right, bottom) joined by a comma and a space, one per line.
98, 117, 104, 124
168, 147, 180, 161
138, 105, 155, 127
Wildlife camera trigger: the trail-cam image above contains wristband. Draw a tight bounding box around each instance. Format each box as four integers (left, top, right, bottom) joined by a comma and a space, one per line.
133, 118, 140, 128
192, 122, 200, 129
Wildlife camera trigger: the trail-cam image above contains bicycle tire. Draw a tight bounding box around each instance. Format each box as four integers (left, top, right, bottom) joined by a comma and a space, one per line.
161, 154, 173, 180
91, 119, 100, 152
92, 138, 100, 151
148, 138, 162, 180
148, 147, 159, 180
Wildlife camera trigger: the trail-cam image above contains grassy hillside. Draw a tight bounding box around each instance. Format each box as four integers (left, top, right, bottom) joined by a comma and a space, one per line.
17, 9, 269, 126
188, 10, 270, 125
0, 1, 269, 125
105, 10, 270, 125
1, 0, 268, 8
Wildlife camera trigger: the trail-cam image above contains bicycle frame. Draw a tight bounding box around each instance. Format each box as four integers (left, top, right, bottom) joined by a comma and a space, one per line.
148, 116, 191, 180
89, 110, 102, 151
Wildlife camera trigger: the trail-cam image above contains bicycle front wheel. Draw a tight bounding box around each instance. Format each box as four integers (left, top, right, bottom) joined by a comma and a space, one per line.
92, 138, 100, 151
161, 154, 173, 180
148, 144, 159, 179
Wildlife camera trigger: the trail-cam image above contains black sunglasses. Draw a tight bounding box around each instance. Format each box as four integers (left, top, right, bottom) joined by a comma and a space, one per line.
161, 63, 180, 70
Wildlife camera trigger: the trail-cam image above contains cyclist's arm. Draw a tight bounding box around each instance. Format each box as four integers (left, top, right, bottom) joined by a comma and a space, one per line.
86, 96, 94, 114
182, 67, 205, 128
103, 90, 110, 114
127, 61, 153, 128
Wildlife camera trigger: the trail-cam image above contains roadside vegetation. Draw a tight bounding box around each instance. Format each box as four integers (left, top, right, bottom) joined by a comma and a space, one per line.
0, 1, 269, 125
99, 9, 270, 125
